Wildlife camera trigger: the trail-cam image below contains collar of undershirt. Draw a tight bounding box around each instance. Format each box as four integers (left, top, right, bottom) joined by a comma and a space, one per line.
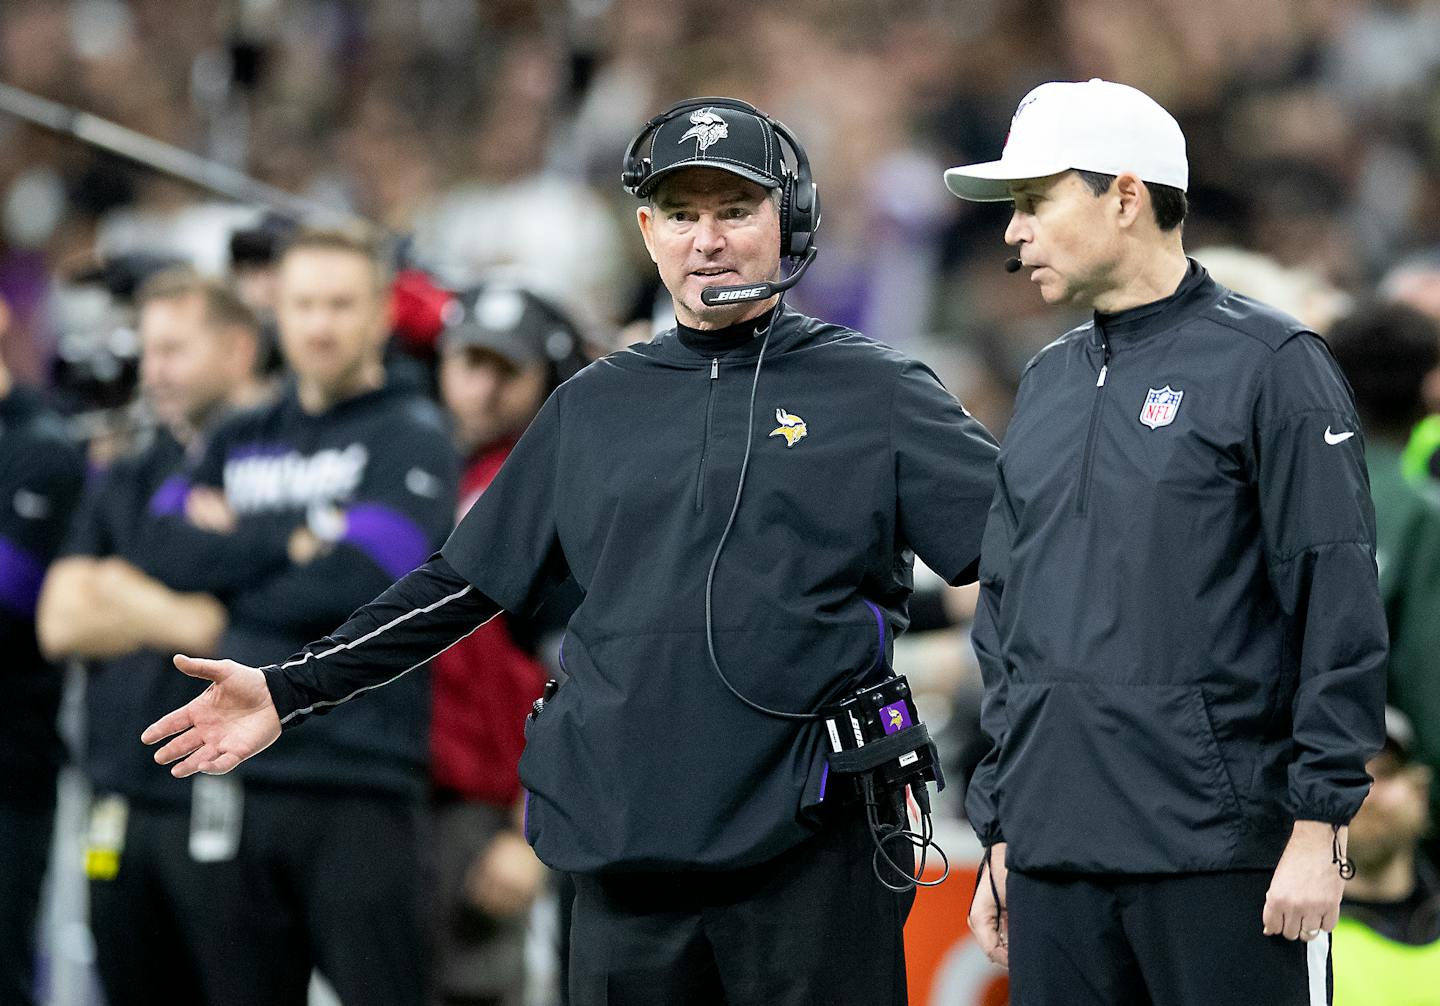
1092, 258, 1216, 345
675, 306, 778, 357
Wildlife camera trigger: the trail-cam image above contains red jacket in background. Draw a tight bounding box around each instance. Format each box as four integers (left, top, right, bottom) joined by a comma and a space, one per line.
430, 439, 546, 806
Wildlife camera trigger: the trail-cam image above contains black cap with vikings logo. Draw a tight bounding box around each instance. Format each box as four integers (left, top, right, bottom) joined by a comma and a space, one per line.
632, 101, 784, 198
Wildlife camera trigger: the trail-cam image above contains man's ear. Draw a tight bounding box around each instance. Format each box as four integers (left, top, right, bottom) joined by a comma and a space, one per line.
1113, 172, 1146, 229
636, 205, 659, 265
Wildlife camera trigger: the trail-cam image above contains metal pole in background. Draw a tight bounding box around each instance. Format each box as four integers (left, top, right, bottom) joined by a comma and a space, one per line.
0, 80, 367, 230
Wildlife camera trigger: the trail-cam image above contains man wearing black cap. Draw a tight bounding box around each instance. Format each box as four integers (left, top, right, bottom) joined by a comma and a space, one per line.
141, 98, 999, 1005
430, 285, 585, 1006
946, 80, 1386, 1005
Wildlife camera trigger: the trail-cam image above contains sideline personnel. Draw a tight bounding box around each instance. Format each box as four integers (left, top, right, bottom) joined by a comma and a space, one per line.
142, 97, 999, 1005
945, 79, 1386, 1005
37, 269, 269, 1006
176, 228, 456, 1006
0, 293, 85, 1006
429, 285, 588, 1006
1331, 707, 1440, 1005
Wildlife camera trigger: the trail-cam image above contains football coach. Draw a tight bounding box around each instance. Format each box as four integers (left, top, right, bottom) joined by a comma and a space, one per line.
141, 97, 999, 1005
946, 79, 1387, 1005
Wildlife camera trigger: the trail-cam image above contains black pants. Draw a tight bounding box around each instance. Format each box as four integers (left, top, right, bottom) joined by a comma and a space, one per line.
203, 786, 430, 1006
89, 801, 242, 1006
568, 810, 915, 1006
0, 795, 54, 1006
1007, 868, 1332, 1006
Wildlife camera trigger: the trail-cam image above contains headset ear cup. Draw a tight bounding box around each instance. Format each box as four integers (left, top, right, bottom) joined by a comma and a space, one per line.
786, 180, 817, 258
622, 157, 651, 196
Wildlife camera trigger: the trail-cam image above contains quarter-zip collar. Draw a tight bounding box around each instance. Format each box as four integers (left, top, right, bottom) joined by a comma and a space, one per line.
649, 305, 809, 367
675, 306, 778, 357
1090, 258, 1219, 347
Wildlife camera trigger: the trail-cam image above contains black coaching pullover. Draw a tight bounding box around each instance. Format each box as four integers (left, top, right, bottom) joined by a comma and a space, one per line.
965, 262, 1388, 874
263, 305, 999, 872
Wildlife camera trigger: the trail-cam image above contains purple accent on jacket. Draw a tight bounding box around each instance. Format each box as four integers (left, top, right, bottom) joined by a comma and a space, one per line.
340, 504, 431, 579
818, 763, 829, 803
148, 474, 190, 516
0, 535, 46, 617
862, 599, 887, 675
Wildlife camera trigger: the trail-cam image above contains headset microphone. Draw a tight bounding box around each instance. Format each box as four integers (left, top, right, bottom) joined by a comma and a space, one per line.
700, 247, 818, 306
1005, 257, 1023, 273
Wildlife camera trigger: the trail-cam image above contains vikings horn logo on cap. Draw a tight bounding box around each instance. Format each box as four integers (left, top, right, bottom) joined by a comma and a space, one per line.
680, 108, 728, 155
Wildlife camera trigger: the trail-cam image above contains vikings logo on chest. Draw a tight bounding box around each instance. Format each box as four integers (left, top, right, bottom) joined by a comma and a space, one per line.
768, 408, 808, 447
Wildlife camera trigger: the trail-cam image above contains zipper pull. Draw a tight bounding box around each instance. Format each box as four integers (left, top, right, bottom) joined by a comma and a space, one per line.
1096, 364, 1108, 388
710, 358, 719, 380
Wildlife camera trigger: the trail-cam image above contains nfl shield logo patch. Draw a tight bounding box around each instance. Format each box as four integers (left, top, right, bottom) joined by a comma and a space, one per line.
1139, 386, 1183, 429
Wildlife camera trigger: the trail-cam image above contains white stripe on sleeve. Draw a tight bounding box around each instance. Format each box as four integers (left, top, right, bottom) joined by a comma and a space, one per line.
276, 585, 495, 725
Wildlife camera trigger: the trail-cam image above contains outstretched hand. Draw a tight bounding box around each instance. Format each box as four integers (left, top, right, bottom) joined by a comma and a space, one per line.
141, 655, 281, 777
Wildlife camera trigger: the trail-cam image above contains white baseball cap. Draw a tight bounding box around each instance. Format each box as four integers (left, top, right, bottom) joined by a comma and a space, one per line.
944, 79, 1188, 202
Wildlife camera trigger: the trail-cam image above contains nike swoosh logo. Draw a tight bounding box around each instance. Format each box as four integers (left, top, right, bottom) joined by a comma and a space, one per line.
1324, 427, 1355, 445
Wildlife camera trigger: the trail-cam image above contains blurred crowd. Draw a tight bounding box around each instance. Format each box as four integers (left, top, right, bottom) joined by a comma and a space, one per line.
3, 0, 1440, 1004
3, 0, 1440, 417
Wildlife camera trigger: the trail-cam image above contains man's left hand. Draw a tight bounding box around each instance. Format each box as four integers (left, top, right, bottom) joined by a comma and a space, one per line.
1262, 820, 1347, 941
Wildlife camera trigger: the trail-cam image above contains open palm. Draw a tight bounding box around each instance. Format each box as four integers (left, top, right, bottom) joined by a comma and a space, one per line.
141, 654, 282, 777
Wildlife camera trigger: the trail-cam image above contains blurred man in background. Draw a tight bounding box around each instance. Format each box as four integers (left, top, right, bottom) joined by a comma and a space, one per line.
0, 292, 85, 1006
1329, 302, 1440, 873
173, 227, 456, 1006
430, 284, 587, 1006
1332, 707, 1440, 1003
37, 268, 271, 1005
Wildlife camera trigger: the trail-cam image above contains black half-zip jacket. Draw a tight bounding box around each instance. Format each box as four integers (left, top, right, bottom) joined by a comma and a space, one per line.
261, 305, 999, 872
966, 262, 1387, 874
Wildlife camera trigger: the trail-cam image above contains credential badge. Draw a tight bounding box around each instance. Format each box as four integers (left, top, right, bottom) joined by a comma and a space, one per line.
680, 108, 728, 155
1139, 386, 1183, 429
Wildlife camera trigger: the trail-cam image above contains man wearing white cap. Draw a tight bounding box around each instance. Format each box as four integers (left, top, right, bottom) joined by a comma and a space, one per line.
947, 79, 1387, 1005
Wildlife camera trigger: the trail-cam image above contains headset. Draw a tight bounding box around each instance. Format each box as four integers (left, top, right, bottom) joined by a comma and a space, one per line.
621, 96, 820, 265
